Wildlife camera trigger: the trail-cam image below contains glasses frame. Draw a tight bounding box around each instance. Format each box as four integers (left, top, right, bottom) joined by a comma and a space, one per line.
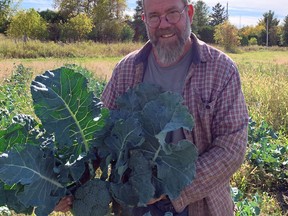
144, 5, 188, 28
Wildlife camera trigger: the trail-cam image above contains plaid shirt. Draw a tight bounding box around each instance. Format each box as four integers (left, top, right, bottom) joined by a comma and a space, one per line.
101, 34, 249, 216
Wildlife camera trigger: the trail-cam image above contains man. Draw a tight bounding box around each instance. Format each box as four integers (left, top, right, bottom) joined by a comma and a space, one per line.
55, 0, 249, 215
102, 0, 248, 215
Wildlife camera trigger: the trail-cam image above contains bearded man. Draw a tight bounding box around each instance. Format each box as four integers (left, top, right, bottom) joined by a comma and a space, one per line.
55, 0, 249, 215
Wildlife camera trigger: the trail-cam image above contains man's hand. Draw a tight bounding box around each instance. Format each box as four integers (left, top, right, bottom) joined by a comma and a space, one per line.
147, 194, 167, 205
54, 195, 73, 213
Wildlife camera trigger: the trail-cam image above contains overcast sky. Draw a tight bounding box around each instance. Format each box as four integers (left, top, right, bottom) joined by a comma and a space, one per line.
21, 0, 287, 28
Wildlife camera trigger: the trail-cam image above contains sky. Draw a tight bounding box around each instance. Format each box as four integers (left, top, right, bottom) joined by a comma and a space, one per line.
20, 0, 287, 28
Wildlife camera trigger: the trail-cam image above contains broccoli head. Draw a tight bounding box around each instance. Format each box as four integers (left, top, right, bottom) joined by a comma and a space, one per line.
72, 179, 111, 216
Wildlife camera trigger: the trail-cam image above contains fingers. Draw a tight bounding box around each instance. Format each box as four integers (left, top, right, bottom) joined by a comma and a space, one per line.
54, 196, 74, 213
147, 194, 167, 205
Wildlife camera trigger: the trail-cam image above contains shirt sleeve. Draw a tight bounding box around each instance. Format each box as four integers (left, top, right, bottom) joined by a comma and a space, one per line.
171, 64, 249, 212
101, 65, 120, 109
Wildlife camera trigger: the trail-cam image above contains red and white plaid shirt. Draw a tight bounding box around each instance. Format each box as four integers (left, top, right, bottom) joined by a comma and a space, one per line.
101, 34, 249, 216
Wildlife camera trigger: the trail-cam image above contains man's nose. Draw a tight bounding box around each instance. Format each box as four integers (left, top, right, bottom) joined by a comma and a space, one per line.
158, 16, 171, 28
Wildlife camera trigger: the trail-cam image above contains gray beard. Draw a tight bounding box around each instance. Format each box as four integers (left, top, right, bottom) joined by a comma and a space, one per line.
147, 20, 191, 66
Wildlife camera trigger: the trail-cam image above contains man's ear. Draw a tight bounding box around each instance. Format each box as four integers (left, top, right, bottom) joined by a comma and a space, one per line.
187, 4, 194, 23
141, 13, 145, 22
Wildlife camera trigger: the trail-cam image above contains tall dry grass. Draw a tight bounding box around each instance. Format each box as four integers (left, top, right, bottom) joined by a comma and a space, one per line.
232, 54, 288, 132
0, 34, 143, 59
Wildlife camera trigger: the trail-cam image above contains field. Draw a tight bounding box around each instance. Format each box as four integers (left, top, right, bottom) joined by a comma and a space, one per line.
0, 41, 287, 216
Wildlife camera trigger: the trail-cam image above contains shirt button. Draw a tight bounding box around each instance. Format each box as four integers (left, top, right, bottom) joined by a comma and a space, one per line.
205, 104, 211, 109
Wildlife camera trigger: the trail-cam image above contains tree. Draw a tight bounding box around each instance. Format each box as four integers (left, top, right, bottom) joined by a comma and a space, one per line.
39, 9, 66, 41
258, 10, 280, 46
54, 0, 95, 18
209, 3, 226, 26
238, 25, 265, 46
0, 0, 10, 23
7, 9, 48, 41
61, 13, 93, 41
192, 0, 210, 34
214, 21, 240, 52
120, 23, 134, 42
0, 0, 20, 33
132, 0, 147, 42
282, 15, 288, 46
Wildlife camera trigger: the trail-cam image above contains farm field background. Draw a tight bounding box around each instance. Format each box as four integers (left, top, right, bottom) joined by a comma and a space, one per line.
0, 41, 287, 216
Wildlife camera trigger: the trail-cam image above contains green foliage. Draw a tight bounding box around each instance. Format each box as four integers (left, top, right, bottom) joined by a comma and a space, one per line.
191, 0, 210, 34
98, 84, 198, 207
198, 25, 215, 43
7, 9, 48, 41
247, 119, 288, 182
214, 21, 240, 52
132, 0, 148, 42
120, 23, 134, 42
61, 13, 94, 42
0, 64, 33, 128
92, 20, 130, 42
257, 10, 281, 46
282, 15, 288, 46
0, 0, 10, 24
232, 187, 261, 216
0, 67, 197, 215
72, 179, 111, 216
209, 2, 226, 26
248, 37, 258, 46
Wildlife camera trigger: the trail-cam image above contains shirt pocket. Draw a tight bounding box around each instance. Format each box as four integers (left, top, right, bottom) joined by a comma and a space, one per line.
193, 87, 218, 117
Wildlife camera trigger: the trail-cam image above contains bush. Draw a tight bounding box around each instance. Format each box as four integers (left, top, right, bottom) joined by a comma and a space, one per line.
249, 37, 258, 46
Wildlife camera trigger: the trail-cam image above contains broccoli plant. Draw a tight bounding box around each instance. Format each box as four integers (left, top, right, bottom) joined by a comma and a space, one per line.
0, 67, 198, 216
72, 179, 111, 216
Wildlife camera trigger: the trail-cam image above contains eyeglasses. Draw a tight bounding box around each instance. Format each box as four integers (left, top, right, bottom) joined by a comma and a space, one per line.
145, 5, 188, 28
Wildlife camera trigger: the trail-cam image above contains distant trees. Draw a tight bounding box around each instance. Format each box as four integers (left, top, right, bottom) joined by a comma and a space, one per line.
7, 9, 48, 41
258, 10, 281, 46
0, 0, 20, 33
282, 15, 288, 46
0, 0, 10, 23
192, 0, 216, 43
214, 21, 240, 52
132, 0, 147, 42
61, 13, 93, 41
209, 3, 226, 26
1, 0, 288, 48
192, 0, 210, 33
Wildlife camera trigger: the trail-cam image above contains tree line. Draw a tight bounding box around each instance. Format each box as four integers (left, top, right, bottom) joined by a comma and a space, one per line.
1, 0, 288, 47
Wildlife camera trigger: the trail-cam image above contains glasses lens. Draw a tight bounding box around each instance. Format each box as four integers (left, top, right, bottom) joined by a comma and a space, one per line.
166, 11, 181, 24
148, 17, 160, 28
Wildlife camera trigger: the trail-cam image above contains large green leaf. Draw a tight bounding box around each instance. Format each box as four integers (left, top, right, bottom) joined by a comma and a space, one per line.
30, 67, 105, 160
110, 150, 154, 207
142, 139, 198, 199
0, 145, 66, 216
104, 116, 145, 180
116, 83, 162, 112
0, 182, 34, 214
140, 91, 194, 145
